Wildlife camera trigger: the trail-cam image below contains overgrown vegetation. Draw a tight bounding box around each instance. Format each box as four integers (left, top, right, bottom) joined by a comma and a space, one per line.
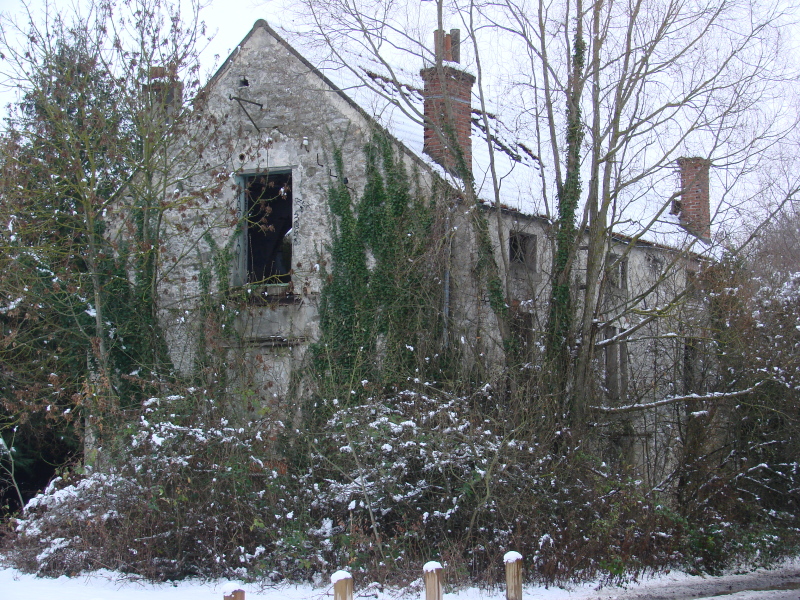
2, 0, 800, 590
311, 134, 446, 406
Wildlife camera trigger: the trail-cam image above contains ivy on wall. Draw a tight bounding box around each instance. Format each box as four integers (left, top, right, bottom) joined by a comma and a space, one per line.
312, 133, 442, 404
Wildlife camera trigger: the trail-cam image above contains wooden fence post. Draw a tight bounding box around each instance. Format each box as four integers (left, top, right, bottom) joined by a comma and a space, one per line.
423, 561, 443, 600
332, 570, 354, 600
222, 589, 245, 600
504, 551, 523, 600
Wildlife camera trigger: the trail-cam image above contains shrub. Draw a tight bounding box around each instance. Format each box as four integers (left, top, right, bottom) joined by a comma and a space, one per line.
6, 391, 302, 580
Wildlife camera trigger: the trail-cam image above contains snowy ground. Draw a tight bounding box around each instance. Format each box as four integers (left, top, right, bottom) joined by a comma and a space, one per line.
1, 559, 799, 600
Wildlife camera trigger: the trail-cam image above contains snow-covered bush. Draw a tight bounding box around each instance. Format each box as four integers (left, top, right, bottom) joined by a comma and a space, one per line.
11, 472, 142, 574
6, 391, 301, 580
299, 389, 686, 584
7, 383, 794, 583
731, 271, 800, 521
690, 258, 800, 568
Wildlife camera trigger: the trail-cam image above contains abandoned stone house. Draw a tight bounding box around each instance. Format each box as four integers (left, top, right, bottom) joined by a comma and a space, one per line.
142, 19, 713, 425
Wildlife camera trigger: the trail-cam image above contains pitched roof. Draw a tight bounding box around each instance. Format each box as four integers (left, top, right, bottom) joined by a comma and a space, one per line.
210, 19, 713, 256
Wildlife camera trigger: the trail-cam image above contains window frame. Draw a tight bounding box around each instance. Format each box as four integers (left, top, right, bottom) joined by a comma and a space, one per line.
234, 169, 294, 289
509, 231, 537, 272
607, 252, 628, 292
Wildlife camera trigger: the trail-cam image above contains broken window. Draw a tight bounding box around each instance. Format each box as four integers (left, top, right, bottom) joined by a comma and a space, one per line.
509, 231, 537, 271
605, 326, 629, 400
510, 308, 534, 357
607, 253, 628, 291
242, 171, 292, 285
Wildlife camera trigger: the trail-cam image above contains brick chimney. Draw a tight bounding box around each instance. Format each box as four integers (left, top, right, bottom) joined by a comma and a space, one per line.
673, 157, 711, 241
142, 65, 183, 116
420, 29, 475, 175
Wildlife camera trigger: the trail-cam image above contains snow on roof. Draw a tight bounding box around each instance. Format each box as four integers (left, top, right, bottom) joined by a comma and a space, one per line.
219, 19, 714, 256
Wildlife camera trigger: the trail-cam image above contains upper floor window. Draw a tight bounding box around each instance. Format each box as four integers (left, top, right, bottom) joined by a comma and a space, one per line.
686, 267, 704, 300
242, 171, 292, 285
510, 231, 537, 271
646, 253, 663, 280
607, 253, 628, 291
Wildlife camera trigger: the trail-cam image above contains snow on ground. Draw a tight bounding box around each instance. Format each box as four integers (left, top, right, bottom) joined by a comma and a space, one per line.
1, 559, 799, 600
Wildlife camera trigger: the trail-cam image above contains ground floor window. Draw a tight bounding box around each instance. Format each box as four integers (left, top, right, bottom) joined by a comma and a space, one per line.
243, 171, 292, 284
605, 326, 629, 400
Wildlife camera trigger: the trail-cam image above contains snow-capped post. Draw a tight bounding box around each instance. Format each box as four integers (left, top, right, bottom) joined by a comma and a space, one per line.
331, 570, 353, 600
423, 561, 443, 600
504, 551, 523, 600
221, 583, 245, 600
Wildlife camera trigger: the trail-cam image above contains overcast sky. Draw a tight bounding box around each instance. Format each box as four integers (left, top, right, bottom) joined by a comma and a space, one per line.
0, 0, 295, 119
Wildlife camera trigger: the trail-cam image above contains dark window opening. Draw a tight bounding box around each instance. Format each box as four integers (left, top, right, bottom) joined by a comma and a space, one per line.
683, 338, 698, 394
510, 231, 537, 270
646, 253, 663, 278
511, 309, 534, 355
686, 269, 703, 299
607, 253, 628, 290
605, 326, 628, 400
244, 172, 292, 284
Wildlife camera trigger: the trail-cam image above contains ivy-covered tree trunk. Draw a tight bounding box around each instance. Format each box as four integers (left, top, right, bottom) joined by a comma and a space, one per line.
547, 12, 586, 427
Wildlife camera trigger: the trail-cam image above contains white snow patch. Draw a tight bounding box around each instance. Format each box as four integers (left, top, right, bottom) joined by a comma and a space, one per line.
220, 582, 246, 594
1, 559, 800, 600
330, 570, 352, 584
504, 551, 523, 563
423, 561, 442, 572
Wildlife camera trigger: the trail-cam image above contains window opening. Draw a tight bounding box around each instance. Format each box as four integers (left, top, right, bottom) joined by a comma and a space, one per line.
605, 326, 628, 400
683, 338, 698, 394
607, 253, 628, 290
509, 231, 537, 270
686, 269, 704, 300
243, 171, 292, 284
646, 253, 663, 279
511, 309, 534, 355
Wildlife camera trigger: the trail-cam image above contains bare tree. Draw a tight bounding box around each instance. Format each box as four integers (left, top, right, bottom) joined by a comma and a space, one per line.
285, 0, 799, 426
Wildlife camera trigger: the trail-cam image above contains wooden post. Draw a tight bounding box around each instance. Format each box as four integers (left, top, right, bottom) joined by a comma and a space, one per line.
423, 561, 443, 600
504, 551, 523, 600
331, 570, 353, 600
223, 590, 245, 600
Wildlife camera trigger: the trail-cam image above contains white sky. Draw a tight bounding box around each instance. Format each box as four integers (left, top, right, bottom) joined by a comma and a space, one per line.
2, 0, 798, 235
0, 0, 293, 120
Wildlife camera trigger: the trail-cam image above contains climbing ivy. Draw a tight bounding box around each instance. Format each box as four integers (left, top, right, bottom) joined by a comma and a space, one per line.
547, 28, 586, 414
313, 133, 442, 406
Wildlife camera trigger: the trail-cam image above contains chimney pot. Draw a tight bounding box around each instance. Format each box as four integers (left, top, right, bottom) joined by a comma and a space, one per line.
450, 29, 461, 63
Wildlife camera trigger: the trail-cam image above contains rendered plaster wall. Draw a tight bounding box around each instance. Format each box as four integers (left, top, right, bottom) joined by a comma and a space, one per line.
443, 206, 553, 372
155, 22, 434, 405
